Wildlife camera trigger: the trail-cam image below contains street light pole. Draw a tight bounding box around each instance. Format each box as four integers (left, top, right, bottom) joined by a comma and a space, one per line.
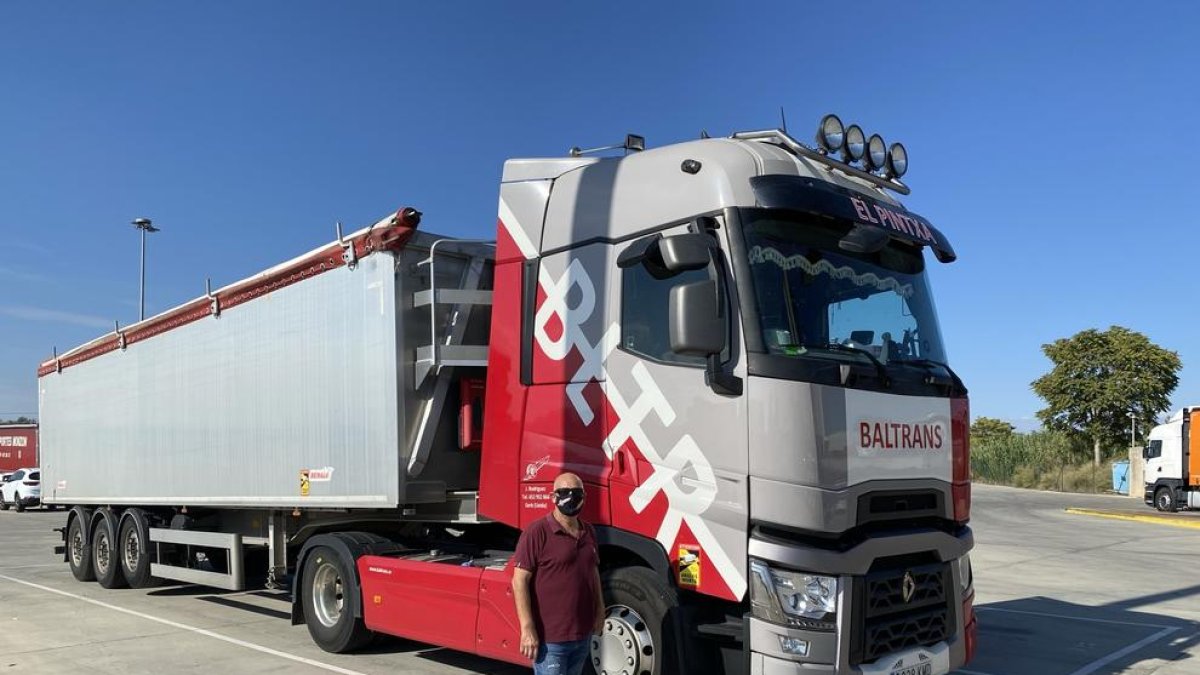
1127, 410, 1136, 447
132, 218, 160, 321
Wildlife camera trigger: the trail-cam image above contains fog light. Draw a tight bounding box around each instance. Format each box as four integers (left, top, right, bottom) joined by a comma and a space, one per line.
778, 636, 810, 656
866, 134, 887, 171
843, 124, 866, 163
886, 142, 908, 178
816, 114, 845, 154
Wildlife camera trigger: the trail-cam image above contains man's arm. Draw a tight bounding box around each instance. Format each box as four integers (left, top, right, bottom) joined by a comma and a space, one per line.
512, 566, 539, 659
593, 566, 606, 635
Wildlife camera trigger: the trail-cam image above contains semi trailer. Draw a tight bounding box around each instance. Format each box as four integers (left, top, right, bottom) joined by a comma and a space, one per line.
0, 423, 37, 474
1143, 407, 1200, 511
38, 115, 975, 675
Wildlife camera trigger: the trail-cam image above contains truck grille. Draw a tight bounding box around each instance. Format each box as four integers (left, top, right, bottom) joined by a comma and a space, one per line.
851, 561, 953, 664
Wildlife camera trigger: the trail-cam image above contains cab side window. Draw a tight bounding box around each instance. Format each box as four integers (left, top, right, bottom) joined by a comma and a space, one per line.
1147, 440, 1162, 459
620, 263, 709, 366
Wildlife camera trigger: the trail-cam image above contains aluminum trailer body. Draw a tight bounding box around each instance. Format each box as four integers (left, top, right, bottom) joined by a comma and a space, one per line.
40, 224, 490, 510
41, 118, 975, 675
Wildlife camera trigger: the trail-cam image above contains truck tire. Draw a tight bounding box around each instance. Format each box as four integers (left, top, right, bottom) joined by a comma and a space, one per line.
301, 545, 373, 653
67, 511, 95, 582
1155, 486, 1178, 513
92, 511, 128, 589
118, 509, 156, 588
14, 493, 23, 513
590, 566, 679, 675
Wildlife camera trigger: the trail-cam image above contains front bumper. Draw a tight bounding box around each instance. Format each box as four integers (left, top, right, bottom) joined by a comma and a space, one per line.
747, 618, 975, 674
744, 526, 974, 673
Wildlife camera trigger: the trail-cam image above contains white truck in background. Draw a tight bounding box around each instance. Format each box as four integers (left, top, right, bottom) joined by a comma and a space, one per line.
1143, 407, 1200, 511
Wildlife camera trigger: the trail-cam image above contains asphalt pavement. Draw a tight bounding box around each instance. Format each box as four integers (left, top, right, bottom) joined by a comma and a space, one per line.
0, 486, 1197, 674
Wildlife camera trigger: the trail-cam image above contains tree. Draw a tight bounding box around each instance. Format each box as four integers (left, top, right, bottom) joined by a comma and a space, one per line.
1032, 326, 1180, 466
971, 417, 1015, 442
0, 416, 35, 425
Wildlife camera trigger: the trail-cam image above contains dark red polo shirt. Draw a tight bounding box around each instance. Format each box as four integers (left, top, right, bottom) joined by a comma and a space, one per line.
513, 513, 600, 643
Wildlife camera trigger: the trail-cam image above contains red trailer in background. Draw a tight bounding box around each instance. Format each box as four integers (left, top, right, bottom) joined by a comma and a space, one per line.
0, 424, 38, 474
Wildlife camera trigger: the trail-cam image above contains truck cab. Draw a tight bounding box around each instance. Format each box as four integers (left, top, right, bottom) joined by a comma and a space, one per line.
480, 118, 975, 673
1144, 407, 1200, 512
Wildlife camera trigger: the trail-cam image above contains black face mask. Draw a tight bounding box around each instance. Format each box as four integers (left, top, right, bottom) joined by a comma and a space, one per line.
554, 487, 585, 517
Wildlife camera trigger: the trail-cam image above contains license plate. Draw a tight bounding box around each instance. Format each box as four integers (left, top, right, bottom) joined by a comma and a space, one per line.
890, 665, 932, 675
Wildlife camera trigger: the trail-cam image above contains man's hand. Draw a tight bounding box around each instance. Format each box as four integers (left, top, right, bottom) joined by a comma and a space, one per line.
512, 567, 538, 660
520, 624, 540, 660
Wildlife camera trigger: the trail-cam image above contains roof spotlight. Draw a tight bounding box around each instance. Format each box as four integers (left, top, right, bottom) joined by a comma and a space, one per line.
816, 114, 844, 154
866, 134, 887, 171
843, 124, 866, 163
886, 142, 908, 178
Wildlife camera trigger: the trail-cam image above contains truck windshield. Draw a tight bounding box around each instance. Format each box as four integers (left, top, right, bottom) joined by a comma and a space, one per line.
740, 209, 948, 368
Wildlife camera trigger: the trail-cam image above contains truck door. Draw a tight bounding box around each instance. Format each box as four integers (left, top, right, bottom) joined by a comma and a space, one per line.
603, 221, 749, 603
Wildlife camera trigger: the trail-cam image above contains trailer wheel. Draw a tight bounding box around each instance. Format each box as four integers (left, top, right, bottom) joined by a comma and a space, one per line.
590, 567, 679, 675
301, 546, 372, 653
67, 511, 95, 582
118, 509, 156, 588
1155, 487, 1178, 513
92, 512, 128, 589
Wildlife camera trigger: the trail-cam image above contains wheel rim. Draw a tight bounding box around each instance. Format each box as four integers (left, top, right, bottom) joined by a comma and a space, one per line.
70, 525, 84, 567
311, 561, 345, 628
1159, 492, 1171, 509
96, 530, 111, 576
123, 526, 140, 572
590, 604, 655, 675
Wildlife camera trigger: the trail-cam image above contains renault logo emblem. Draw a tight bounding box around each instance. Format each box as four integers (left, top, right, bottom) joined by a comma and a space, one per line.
901, 571, 916, 603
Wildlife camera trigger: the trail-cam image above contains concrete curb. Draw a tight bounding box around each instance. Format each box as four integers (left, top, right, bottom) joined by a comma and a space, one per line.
1064, 507, 1200, 529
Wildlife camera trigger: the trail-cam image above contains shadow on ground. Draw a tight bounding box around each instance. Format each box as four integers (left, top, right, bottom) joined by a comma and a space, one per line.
962, 587, 1200, 674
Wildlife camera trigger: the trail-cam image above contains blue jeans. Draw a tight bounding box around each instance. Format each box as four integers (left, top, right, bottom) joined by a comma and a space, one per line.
533, 637, 591, 675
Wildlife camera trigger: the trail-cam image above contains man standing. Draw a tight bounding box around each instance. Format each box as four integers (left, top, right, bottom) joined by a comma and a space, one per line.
512, 472, 605, 674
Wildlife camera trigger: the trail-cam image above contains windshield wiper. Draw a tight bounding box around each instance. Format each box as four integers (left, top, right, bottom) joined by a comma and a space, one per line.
895, 358, 966, 392
821, 343, 890, 386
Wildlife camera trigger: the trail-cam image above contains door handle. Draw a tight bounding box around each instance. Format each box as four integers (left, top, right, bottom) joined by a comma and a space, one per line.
616, 450, 627, 476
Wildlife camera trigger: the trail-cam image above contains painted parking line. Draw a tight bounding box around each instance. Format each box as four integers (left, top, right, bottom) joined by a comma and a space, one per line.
974, 606, 1182, 675
0, 573, 369, 675
1064, 507, 1200, 530
976, 606, 1176, 629
1067, 626, 1178, 675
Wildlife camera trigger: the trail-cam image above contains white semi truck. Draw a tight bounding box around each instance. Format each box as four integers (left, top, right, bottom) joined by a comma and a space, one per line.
1143, 407, 1200, 511
39, 115, 975, 674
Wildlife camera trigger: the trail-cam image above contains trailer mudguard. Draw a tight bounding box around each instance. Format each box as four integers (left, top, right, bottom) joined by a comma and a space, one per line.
290, 532, 406, 625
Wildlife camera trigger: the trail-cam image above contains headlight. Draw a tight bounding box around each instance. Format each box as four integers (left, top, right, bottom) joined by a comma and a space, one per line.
749, 560, 838, 629
957, 554, 973, 593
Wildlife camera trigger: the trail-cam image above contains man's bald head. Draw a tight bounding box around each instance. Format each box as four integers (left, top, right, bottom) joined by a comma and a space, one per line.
553, 472, 583, 490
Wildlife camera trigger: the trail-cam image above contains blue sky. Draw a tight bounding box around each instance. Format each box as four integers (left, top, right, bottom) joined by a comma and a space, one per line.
1, 2, 1197, 432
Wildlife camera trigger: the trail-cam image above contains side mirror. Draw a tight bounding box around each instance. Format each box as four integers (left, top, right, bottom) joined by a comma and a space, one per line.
669, 279, 726, 356
617, 233, 712, 276
658, 234, 711, 272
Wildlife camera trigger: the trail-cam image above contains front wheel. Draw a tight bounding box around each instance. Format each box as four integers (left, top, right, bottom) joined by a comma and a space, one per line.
1155, 487, 1178, 513
0, 492, 8, 511
301, 546, 373, 653
589, 567, 679, 675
